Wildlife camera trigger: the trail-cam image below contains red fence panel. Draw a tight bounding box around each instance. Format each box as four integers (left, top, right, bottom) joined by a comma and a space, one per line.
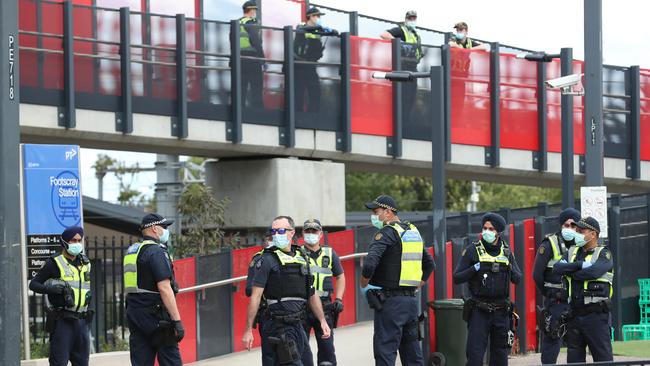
450, 48, 491, 146
19, 0, 39, 88
350, 36, 393, 136
499, 54, 538, 150
546, 60, 586, 154
523, 219, 538, 351
640, 70, 650, 161
445, 241, 453, 299
327, 230, 356, 327
232, 246, 265, 352
173, 257, 197, 363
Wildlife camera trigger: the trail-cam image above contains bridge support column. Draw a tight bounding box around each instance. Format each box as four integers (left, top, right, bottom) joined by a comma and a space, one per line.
155, 154, 182, 239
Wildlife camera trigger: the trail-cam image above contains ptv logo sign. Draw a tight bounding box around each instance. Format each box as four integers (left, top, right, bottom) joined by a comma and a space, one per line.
65, 148, 77, 161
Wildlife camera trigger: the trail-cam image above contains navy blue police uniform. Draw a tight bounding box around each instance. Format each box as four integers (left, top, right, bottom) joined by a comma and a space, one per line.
301, 246, 344, 366
453, 213, 522, 366
532, 208, 580, 364
125, 233, 182, 366
252, 245, 314, 365
233, 1, 264, 108
552, 217, 614, 363
363, 195, 435, 366
246, 247, 274, 366
29, 253, 91, 366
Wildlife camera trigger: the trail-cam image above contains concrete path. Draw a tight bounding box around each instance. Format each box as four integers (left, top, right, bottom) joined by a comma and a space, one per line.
189, 321, 646, 366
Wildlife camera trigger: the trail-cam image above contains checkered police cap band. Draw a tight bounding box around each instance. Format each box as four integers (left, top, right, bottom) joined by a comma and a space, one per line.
142, 218, 167, 229
579, 219, 599, 232
373, 200, 397, 212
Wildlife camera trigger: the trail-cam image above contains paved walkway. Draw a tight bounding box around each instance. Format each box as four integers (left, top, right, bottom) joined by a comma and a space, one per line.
189, 321, 646, 366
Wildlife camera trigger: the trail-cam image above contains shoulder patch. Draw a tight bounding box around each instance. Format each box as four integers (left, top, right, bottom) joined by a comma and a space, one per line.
374, 233, 383, 241
605, 251, 611, 260
256, 258, 264, 269
538, 246, 546, 255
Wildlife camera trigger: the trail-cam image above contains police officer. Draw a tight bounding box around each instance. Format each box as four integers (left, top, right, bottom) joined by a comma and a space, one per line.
300, 218, 345, 366
294, 7, 338, 113
380, 11, 423, 125
243, 216, 331, 365
29, 226, 91, 366
553, 217, 614, 363
453, 212, 522, 366
233, 1, 264, 108
245, 232, 274, 366
532, 208, 580, 364
448, 22, 488, 50
361, 195, 435, 366
124, 213, 184, 366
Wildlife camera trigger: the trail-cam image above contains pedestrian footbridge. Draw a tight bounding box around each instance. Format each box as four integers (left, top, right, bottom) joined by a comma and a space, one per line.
16, 0, 650, 192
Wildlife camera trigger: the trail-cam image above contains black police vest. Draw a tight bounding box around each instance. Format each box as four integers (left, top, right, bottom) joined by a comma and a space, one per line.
263, 248, 311, 300
370, 225, 404, 289
136, 244, 179, 294
468, 240, 511, 300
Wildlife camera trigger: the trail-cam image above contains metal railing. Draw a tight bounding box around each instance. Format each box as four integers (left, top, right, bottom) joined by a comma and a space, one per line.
178, 251, 368, 294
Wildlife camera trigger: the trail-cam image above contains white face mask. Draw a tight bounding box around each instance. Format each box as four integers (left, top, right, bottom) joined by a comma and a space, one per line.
304, 233, 320, 245
405, 20, 417, 29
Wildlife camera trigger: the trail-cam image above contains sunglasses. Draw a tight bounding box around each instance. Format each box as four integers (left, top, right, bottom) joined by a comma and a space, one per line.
269, 228, 293, 235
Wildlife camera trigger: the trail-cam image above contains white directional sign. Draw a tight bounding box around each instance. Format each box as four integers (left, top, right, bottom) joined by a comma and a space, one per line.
580, 186, 608, 238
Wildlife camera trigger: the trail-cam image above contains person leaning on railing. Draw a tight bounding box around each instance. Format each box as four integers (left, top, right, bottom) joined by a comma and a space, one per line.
231, 1, 265, 108
380, 10, 424, 125
447, 22, 488, 51
293, 7, 338, 114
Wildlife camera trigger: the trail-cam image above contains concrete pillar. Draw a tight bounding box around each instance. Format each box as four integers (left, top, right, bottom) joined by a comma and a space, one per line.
155, 154, 182, 237
205, 158, 346, 229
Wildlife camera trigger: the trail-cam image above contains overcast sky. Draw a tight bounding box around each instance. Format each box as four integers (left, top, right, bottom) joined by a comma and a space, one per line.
80, 0, 649, 204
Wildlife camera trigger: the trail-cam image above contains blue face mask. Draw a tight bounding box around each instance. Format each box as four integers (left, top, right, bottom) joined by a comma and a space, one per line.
573, 232, 587, 247
482, 230, 497, 244
66, 242, 84, 256
561, 228, 576, 242
304, 233, 320, 245
405, 20, 417, 29
159, 228, 170, 244
315, 18, 322, 26
273, 234, 291, 249
455, 32, 466, 40
370, 215, 384, 229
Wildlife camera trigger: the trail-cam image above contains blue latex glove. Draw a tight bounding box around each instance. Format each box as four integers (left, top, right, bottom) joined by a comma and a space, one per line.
581, 261, 593, 270
262, 63, 268, 72
473, 262, 481, 271
361, 284, 382, 296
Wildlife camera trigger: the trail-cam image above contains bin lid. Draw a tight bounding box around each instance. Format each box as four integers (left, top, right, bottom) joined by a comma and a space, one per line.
430, 298, 465, 309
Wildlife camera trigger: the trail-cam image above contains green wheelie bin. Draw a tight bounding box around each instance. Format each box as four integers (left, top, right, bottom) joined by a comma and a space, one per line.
429, 299, 466, 366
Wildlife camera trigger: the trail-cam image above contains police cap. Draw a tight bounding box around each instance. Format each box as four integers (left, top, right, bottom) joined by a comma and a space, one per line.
306, 7, 325, 17
303, 218, 322, 231
405, 10, 417, 18
575, 217, 600, 233
140, 213, 174, 230
242, 1, 257, 11
365, 195, 399, 212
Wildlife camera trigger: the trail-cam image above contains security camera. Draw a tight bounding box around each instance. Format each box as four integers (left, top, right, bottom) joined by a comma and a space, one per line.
545, 73, 584, 95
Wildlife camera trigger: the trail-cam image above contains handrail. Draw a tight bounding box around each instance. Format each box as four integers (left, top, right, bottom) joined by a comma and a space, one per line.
177, 251, 368, 294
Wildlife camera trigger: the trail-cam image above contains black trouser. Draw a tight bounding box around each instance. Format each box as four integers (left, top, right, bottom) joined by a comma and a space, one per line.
465, 306, 511, 366
540, 297, 569, 365
242, 56, 264, 108
566, 309, 613, 363
126, 306, 182, 366
295, 63, 321, 113
373, 294, 423, 366
302, 298, 336, 366
261, 315, 309, 366
49, 317, 90, 366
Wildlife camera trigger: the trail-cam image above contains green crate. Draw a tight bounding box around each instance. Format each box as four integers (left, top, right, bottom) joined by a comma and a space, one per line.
622, 324, 650, 341
641, 303, 650, 324
640, 278, 650, 304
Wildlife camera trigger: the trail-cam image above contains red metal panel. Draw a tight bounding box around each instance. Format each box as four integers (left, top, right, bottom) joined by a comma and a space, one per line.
445, 241, 453, 299
41, 1, 64, 89
350, 36, 393, 136
640, 71, 650, 161
232, 246, 265, 352
73, 4, 97, 93
450, 48, 491, 146
499, 53, 539, 150
546, 60, 585, 154
19, 0, 39, 88
523, 219, 538, 351
327, 230, 356, 327
173, 257, 197, 363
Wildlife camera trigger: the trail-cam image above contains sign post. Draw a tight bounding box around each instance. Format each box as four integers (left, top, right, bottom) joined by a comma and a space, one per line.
580, 186, 608, 238
20, 144, 83, 357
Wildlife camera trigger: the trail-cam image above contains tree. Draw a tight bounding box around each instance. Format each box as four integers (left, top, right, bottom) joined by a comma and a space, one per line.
175, 183, 236, 257
92, 154, 149, 207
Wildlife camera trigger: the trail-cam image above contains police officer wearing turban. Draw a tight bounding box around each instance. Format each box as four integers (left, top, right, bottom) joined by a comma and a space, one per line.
124, 213, 184, 366
553, 217, 614, 363
453, 212, 522, 366
29, 226, 92, 366
532, 208, 580, 364
361, 195, 435, 366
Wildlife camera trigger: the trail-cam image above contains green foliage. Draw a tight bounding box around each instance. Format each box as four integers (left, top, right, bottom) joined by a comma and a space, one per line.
92, 154, 148, 207
99, 335, 129, 352
345, 172, 561, 212
176, 183, 237, 257
21, 339, 50, 360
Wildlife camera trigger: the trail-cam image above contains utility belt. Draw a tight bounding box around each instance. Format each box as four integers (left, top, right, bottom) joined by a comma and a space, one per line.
466, 298, 512, 313
266, 310, 306, 365
45, 308, 94, 333
544, 282, 569, 302
263, 310, 306, 326
383, 288, 417, 298
570, 300, 610, 317
463, 298, 518, 348
150, 303, 179, 348
366, 288, 416, 312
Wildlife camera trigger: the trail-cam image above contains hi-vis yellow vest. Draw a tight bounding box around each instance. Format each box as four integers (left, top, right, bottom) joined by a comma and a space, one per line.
399, 25, 422, 61
123, 240, 159, 294
390, 223, 424, 287
239, 17, 255, 52
567, 246, 614, 304
475, 241, 510, 266
546, 234, 567, 269
309, 247, 333, 296
53, 254, 91, 312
